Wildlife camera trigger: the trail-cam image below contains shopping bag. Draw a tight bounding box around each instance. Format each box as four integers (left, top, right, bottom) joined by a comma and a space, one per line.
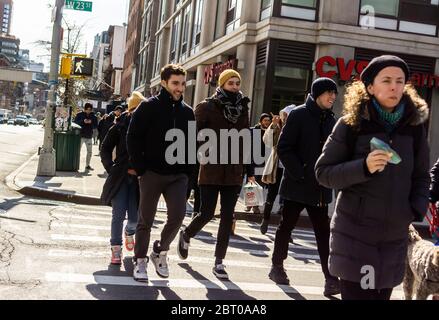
243, 182, 265, 207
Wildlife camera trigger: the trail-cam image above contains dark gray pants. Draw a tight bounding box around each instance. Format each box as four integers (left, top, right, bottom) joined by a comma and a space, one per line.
134, 171, 188, 259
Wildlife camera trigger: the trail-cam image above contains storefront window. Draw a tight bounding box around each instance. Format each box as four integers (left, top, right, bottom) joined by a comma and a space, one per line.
272, 66, 310, 113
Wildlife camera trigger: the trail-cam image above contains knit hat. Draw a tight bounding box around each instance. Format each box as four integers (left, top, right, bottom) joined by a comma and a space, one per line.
127, 91, 146, 112
360, 55, 410, 87
218, 69, 241, 88
311, 77, 338, 99
114, 105, 124, 112
259, 113, 272, 123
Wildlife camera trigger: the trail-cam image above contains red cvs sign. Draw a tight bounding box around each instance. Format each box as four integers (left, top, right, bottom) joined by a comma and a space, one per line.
316, 56, 439, 88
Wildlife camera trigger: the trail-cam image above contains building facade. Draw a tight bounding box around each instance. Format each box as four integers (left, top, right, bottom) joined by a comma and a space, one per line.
121, 0, 144, 97
135, 0, 439, 162
0, 34, 19, 65
0, 0, 12, 35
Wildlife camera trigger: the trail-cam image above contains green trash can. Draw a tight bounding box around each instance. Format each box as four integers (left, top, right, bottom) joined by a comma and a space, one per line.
54, 123, 82, 171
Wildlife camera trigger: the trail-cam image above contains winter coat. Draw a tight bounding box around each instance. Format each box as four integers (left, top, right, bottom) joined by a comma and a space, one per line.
98, 112, 117, 143
315, 93, 430, 289
100, 112, 139, 206
196, 94, 254, 186
262, 123, 282, 184
277, 95, 336, 206
430, 158, 439, 203
74, 111, 98, 139
127, 88, 195, 177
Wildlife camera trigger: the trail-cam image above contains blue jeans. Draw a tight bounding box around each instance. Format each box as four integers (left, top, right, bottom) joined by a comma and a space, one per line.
110, 175, 139, 246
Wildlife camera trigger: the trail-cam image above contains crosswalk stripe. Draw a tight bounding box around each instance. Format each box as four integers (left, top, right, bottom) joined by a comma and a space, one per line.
49, 222, 317, 249
50, 234, 320, 260
52, 212, 317, 240
47, 249, 321, 271
43, 272, 404, 299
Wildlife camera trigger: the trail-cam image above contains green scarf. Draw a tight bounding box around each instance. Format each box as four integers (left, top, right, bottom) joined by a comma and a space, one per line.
372, 98, 405, 133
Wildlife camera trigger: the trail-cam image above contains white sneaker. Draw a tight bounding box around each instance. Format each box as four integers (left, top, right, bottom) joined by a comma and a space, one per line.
150, 250, 169, 278
133, 257, 148, 282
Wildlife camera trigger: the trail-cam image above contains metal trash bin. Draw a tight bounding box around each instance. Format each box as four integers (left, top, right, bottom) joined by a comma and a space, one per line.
54, 123, 82, 171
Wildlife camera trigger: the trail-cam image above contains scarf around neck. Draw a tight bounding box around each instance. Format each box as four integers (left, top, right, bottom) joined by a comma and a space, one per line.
372, 98, 405, 133
215, 87, 246, 124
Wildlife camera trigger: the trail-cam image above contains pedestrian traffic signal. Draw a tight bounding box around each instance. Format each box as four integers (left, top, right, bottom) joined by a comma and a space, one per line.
72, 57, 94, 77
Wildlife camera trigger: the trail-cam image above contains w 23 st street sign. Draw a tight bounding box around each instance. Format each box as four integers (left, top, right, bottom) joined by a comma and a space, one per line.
65, 0, 93, 12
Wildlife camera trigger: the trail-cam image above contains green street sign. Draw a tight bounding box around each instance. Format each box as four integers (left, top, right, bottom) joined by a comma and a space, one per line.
65, 0, 93, 12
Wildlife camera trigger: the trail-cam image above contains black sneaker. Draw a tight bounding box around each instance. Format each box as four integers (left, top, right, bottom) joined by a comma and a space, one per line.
177, 228, 190, 260
323, 278, 341, 297
212, 264, 229, 280
269, 265, 290, 285
260, 219, 269, 235
85, 165, 94, 171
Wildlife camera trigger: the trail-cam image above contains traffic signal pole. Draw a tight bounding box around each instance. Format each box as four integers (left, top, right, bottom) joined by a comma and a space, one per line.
37, 0, 64, 176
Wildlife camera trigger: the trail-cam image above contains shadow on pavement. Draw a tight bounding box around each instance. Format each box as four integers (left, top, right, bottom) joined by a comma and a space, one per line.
178, 263, 257, 300
86, 257, 182, 300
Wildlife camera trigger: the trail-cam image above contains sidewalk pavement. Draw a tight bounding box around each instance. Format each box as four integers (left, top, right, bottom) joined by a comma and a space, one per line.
5, 143, 431, 235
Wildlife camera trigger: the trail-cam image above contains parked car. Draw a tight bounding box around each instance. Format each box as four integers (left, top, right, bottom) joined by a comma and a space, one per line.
29, 118, 38, 125
7, 118, 14, 125
14, 115, 29, 126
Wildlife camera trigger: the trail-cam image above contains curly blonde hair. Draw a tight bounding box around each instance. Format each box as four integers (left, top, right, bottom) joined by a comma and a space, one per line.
343, 80, 426, 129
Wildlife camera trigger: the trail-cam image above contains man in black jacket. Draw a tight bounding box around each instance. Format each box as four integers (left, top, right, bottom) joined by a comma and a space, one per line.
127, 64, 195, 282
74, 103, 98, 170
269, 77, 340, 296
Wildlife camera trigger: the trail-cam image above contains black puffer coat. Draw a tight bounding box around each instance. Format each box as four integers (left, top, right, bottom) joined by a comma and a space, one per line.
429, 158, 439, 203
315, 93, 430, 289
278, 95, 336, 206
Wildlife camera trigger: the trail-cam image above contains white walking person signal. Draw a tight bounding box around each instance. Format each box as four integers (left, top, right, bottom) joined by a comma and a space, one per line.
75, 60, 84, 74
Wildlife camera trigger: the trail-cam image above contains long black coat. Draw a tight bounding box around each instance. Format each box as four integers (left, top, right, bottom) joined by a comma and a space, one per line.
277, 95, 336, 206
315, 94, 430, 289
100, 112, 139, 206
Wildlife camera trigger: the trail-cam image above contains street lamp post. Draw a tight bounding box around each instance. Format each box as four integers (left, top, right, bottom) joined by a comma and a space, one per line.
37, 0, 64, 176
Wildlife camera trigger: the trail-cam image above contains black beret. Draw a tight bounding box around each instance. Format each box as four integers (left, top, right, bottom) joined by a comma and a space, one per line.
360, 55, 410, 87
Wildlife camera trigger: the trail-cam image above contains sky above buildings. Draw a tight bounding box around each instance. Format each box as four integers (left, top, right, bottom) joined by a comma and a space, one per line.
10, 0, 129, 70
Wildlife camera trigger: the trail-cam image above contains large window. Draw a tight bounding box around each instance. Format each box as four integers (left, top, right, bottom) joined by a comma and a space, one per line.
170, 15, 181, 63
280, 0, 318, 21
260, 0, 273, 20
159, 0, 168, 26
154, 34, 162, 76
179, 5, 191, 61
225, 0, 242, 35
361, 0, 399, 16
191, 0, 204, 54
359, 0, 439, 36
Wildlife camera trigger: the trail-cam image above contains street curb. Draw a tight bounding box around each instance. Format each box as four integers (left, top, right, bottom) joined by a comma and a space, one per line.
5, 152, 102, 206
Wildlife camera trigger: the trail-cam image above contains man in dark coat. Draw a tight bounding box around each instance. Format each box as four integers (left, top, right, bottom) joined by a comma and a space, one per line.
74, 103, 98, 170
269, 78, 340, 297
127, 64, 195, 282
